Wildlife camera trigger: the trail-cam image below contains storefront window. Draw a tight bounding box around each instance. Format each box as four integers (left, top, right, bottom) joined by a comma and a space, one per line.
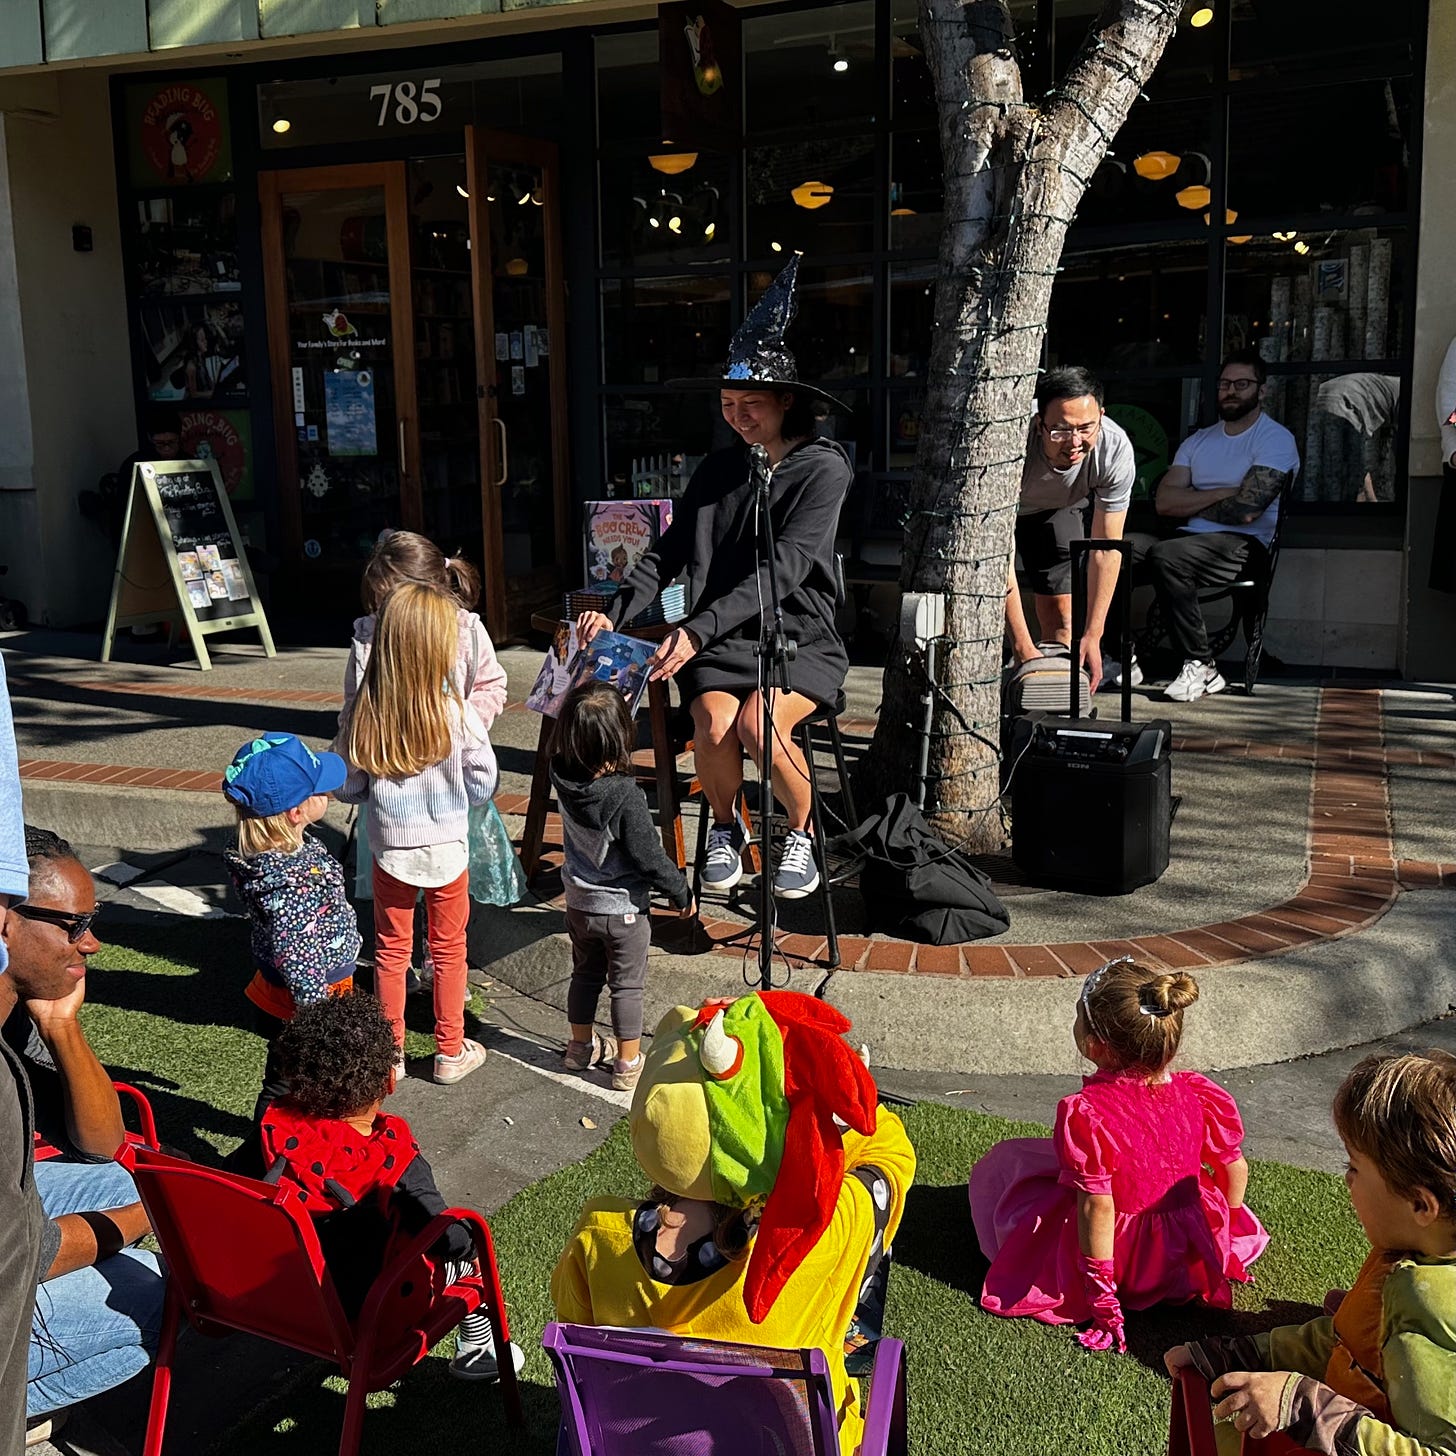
888, 261, 935, 382
1228, 80, 1412, 220
746, 135, 875, 258
1102, 378, 1204, 503
1054, 0, 1219, 92
1223, 228, 1406, 364
747, 263, 873, 384
1047, 240, 1209, 372
1273, 370, 1402, 505
1078, 99, 1214, 230
601, 391, 725, 492
1231, 0, 1419, 83
599, 152, 731, 269
258, 57, 562, 149
601, 275, 732, 386
889, 131, 942, 251
745, 1, 877, 133
596, 33, 660, 145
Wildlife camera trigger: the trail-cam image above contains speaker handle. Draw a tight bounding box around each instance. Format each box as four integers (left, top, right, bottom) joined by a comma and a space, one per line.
1070, 538, 1133, 722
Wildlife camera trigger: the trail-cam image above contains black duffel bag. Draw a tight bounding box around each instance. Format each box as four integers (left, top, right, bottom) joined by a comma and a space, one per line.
837, 793, 1010, 945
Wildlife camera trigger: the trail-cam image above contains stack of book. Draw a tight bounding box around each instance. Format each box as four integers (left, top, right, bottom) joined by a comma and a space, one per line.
563, 582, 686, 628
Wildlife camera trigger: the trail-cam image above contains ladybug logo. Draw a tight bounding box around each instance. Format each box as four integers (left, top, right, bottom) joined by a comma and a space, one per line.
323, 309, 358, 340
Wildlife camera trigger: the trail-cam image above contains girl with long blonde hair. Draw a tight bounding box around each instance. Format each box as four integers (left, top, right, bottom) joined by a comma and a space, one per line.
338, 583, 497, 1086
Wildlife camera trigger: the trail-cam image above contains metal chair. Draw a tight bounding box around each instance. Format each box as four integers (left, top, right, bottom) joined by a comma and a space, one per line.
33, 1081, 157, 1162
121, 1142, 523, 1456
543, 1322, 908, 1456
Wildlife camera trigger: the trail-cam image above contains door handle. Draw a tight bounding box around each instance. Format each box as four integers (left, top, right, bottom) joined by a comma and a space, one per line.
493, 417, 508, 487
398, 419, 408, 478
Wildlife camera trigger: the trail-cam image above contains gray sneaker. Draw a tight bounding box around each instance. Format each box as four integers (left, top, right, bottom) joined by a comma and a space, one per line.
701, 818, 747, 891
773, 829, 821, 899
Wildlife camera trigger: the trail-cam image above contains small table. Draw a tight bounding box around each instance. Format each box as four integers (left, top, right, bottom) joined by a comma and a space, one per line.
520, 613, 690, 881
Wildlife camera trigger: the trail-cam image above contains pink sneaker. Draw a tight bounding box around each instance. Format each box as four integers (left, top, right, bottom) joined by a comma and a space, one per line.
433, 1039, 487, 1085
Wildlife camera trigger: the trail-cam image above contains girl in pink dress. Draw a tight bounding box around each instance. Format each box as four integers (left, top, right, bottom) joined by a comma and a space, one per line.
968, 958, 1268, 1352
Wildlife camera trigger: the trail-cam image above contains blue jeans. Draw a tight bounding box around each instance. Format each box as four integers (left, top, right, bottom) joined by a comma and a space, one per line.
28, 1160, 165, 1419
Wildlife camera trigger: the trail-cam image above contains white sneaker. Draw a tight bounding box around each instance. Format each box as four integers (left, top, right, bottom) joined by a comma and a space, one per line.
1101, 653, 1144, 689
1163, 658, 1227, 702
450, 1322, 525, 1382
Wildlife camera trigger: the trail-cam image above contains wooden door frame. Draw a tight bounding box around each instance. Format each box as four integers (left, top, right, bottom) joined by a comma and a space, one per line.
258, 162, 421, 566
465, 126, 572, 641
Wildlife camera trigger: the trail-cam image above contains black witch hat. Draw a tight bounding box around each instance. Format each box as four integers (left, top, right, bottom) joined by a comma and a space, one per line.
668, 252, 848, 413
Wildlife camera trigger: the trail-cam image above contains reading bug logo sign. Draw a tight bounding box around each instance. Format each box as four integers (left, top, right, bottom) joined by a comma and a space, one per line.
179, 410, 248, 500
139, 83, 223, 184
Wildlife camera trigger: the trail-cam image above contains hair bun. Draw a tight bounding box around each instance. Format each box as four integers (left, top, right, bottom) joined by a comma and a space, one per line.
1140, 970, 1200, 1018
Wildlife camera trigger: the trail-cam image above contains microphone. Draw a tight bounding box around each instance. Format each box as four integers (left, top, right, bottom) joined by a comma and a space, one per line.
749, 442, 772, 497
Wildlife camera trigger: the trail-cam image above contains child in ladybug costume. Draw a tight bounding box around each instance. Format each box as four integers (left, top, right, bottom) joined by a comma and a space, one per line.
551, 990, 916, 1452
261, 992, 523, 1380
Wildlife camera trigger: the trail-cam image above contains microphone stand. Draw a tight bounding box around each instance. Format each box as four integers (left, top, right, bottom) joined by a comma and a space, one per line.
750, 442, 795, 991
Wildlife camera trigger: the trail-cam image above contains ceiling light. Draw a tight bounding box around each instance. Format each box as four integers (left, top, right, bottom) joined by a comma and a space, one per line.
272, 117, 291, 134
770, 241, 783, 252
648, 216, 661, 229
1272, 230, 1297, 241
455, 184, 469, 199
704, 222, 716, 240
649, 152, 698, 175
531, 188, 543, 206
486, 194, 496, 203
1176, 184, 1211, 209
1133, 151, 1180, 181
832, 53, 849, 72
667, 215, 682, 233
1190, 5, 1214, 26
1293, 240, 1310, 255
791, 180, 834, 210
890, 207, 916, 216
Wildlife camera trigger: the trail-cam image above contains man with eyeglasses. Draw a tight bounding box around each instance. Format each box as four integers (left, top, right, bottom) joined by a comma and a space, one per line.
0, 649, 43, 1454
1008, 366, 1137, 691
2, 825, 163, 1442
1143, 349, 1300, 703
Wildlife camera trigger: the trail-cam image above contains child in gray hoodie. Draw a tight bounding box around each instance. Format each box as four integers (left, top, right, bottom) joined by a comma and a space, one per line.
550, 682, 695, 1091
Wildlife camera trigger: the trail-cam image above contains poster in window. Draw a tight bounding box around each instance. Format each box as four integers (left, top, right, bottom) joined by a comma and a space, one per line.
127, 78, 233, 188
324, 370, 379, 457
139, 300, 245, 404
660, 0, 742, 152
178, 408, 252, 503
132, 194, 240, 297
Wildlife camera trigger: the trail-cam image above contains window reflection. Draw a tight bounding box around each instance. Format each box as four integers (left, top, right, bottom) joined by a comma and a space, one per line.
747, 264, 872, 383
1223, 228, 1405, 364
599, 152, 730, 268
747, 136, 875, 258
596, 33, 661, 144
746, 1, 876, 132
1078, 100, 1214, 229
1231, 0, 1418, 82
601, 275, 732, 386
889, 132, 942, 251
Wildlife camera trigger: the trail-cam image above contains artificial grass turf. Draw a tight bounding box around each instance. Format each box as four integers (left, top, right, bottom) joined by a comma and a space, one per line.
80, 920, 1368, 1456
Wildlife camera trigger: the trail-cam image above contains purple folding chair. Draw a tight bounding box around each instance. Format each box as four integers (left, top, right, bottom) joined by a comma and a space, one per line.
542, 1322, 908, 1455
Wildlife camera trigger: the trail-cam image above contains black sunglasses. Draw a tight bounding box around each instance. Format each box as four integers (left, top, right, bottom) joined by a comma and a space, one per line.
11, 903, 102, 944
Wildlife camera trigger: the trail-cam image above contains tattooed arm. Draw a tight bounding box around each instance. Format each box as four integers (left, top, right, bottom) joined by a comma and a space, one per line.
1195, 465, 1292, 526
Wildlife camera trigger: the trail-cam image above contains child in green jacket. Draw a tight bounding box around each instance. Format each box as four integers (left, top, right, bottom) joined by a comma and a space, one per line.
1166, 1051, 1456, 1455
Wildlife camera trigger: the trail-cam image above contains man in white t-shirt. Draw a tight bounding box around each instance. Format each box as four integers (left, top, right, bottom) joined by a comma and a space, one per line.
1007, 366, 1137, 690
1143, 350, 1301, 702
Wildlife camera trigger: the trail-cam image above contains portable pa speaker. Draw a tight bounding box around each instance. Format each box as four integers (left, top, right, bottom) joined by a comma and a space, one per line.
1008, 716, 1172, 893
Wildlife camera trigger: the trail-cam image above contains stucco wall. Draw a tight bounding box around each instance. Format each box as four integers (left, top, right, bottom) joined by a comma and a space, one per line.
0, 69, 133, 627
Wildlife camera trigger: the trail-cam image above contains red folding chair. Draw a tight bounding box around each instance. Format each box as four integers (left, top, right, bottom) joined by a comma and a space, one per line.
1169, 1366, 1301, 1455
33, 1081, 159, 1161
120, 1143, 524, 1456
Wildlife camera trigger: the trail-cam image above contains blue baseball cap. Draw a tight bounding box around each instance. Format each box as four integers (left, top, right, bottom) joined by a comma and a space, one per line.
222, 734, 347, 818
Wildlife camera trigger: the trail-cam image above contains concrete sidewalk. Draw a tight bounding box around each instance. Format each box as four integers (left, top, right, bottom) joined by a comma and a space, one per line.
6, 628, 1456, 1078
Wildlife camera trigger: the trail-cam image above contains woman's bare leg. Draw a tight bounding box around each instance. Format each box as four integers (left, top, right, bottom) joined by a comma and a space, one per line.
691, 691, 748, 823
736, 690, 818, 832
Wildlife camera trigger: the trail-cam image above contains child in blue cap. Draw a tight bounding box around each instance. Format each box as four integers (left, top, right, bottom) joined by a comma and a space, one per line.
221, 732, 362, 1122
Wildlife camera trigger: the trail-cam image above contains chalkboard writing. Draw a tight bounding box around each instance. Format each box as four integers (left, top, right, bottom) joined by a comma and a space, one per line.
101, 458, 274, 671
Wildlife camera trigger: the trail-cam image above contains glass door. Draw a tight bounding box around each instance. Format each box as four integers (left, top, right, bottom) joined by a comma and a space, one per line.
466, 128, 571, 640
260, 163, 418, 593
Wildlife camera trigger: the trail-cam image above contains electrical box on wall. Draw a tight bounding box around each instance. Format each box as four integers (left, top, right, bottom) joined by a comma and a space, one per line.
71, 225, 93, 252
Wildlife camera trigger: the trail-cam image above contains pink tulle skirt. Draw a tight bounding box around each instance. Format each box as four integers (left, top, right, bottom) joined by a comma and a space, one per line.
968, 1138, 1269, 1325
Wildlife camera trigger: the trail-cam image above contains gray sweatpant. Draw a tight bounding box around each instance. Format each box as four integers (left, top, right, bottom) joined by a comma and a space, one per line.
565, 907, 652, 1042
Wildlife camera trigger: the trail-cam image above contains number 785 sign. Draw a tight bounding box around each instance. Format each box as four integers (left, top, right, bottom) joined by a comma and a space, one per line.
370, 79, 443, 127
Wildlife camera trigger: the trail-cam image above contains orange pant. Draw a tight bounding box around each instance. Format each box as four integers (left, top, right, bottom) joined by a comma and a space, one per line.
371, 863, 470, 1058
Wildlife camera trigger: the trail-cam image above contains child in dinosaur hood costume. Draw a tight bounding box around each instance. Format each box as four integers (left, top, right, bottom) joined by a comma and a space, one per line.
551, 990, 916, 1453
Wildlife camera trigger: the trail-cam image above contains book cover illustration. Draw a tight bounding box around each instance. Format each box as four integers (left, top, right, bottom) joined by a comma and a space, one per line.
583, 499, 672, 586
525, 622, 655, 718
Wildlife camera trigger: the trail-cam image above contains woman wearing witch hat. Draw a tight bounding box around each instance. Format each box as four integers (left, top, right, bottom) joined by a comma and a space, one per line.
578, 254, 851, 900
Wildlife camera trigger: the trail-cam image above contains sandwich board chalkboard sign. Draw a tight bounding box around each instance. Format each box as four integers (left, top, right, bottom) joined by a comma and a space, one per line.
100, 458, 275, 671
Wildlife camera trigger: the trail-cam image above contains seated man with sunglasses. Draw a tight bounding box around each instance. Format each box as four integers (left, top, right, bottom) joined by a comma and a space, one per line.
1, 825, 163, 1440
1007, 366, 1136, 692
